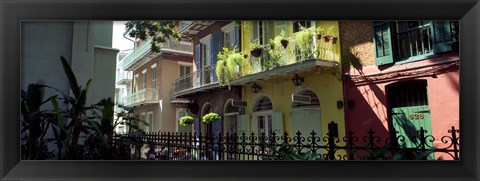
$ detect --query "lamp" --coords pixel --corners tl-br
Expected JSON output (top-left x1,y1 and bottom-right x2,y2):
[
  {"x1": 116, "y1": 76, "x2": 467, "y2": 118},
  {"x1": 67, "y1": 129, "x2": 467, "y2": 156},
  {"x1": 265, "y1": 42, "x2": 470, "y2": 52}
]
[
  {"x1": 251, "y1": 83, "x2": 262, "y2": 93},
  {"x1": 292, "y1": 73, "x2": 304, "y2": 86}
]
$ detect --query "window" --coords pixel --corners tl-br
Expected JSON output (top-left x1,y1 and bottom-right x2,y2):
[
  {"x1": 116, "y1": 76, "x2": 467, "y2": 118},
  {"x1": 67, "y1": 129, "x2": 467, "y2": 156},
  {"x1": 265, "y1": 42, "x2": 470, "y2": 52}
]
[
  {"x1": 199, "y1": 35, "x2": 212, "y2": 67},
  {"x1": 252, "y1": 96, "x2": 274, "y2": 137},
  {"x1": 387, "y1": 81, "x2": 429, "y2": 108},
  {"x1": 151, "y1": 64, "x2": 157, "y2": 89},
  {"x1": 252, "y1": 21, "x2": 268, "y2": 45},
  {"x1": 141, "y1": 70, "x2": 147, "y2": 90},
  {"x1": 221, "y1": 22, "x2": 239, "y2": 50},
  {"x1": 293, "y1": 20, "x2": 311, "y2": 33},
  {"x1": 373, "y1": 21, "x2": 458, "y2": 65},
  {"x1": 199, "y1": 35, "x2": 212, "y2": 85},
  {"x1": 134, "y1": 74, "x2": 139, "y2": 93},
  {"x1": 146, "y1": 112, "x2": 153, "y2": 132}
]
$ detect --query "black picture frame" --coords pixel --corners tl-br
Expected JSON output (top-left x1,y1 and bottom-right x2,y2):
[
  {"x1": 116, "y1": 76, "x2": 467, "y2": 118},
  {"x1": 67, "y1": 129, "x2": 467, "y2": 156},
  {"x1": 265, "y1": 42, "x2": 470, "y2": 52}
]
[{"x1": 1, "y1": 0, "x2": 479, "y2": 180}]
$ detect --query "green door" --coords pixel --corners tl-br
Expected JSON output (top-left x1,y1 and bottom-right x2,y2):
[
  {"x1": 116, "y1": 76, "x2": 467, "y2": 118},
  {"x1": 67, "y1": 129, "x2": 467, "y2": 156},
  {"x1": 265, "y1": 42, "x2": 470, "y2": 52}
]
[{"x1": 388, "y1": 81, "x2": 434, "y2": 160}]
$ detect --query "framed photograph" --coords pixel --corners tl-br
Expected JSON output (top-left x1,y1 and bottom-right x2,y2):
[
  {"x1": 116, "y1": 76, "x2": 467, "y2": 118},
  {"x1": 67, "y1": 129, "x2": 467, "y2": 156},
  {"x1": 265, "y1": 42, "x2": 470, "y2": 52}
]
[{"x1": 1, "y1": 0, "x2": 479, "y2": 180}]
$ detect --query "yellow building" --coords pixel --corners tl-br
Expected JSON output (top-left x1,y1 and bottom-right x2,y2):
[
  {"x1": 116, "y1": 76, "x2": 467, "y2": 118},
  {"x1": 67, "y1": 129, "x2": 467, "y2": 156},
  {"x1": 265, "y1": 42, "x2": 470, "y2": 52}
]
[{"x1": 227, "y1": 21, "x2": 345, "y2": 142}]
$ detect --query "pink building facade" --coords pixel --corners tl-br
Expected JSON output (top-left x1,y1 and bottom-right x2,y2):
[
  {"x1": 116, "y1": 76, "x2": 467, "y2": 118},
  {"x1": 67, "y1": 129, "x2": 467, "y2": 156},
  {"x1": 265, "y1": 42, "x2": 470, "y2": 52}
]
[{"x1": 340, "y1": 21, "x2": 459, "y2": 160}]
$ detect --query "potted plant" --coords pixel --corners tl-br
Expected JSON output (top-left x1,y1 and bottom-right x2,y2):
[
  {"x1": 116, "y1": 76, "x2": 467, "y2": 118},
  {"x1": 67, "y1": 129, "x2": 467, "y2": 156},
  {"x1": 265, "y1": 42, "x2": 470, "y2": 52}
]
[
  {"x1": 202, "y1": 112, "x2": 220, "y2": 124},
  {"x1": 332, "y1": 33, "x2": 338, "y2": 44},
  {"x1": 269, "y1": 39, "x2": 275, "y2": 50},
  {"x1": 250, "y1": 41, "x2": 263, "y2": 57},
  {"x1": 276, "y1": 30, "x2": 289, "y2": 48},
  {"x1": 315, "y1": 26, "x2": 325, "y2": 40},
  {"x1": 294, "y1": 26, "x2": 315, "y2": 60},
  {"x1": 317, "y1": 25, "x2": 335, "y2": 43},
  {"x1": 179, "y1": 115, "x2": 194, "y2": 126}
]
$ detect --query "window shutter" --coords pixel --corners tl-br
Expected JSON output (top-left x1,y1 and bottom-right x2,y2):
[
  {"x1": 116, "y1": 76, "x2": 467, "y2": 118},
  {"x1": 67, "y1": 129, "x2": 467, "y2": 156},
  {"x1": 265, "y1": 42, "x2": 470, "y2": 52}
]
[
  {"x1": 373, "y1": 21, "x2": 394, "y2": 65},
  {"x1": 237, "y1": 115, "x2": 250, "y2": 137},
  {"x1": 213, "y1": 116, "x2": 222, "y2": 135},
  {"x1": 432, "y1": 21, "x2": 454, "y2": 53},
  {"x1": 195, "y1": 44, "x2": 201, "y2": 87},
  {"x1": 251, "y1": 115, "x2": 259, "y2": 137},
  {"x1": 272, "y1": 112, "x2": 284, "y2": 135},
  {"x1": 211, "y1": 32, "x2": 222, "y2": 82},
  {"x1": 234, "y1": 22, "x2": 241, "y2": 50}
]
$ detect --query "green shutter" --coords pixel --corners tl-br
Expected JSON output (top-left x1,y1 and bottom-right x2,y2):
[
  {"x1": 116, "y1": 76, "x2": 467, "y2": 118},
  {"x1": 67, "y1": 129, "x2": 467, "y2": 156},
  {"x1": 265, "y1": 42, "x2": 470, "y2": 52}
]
[
  {"x1": 251, "y1": 115, "x2": 259, "y2": 136},
  {"x1": 432, "y1": 21, "x2": 454, "y2": 53},
  {"x1": 237, "y1": 115, "x2": 250, "y2": 136},
  {"x1": 373, "y1": 21, "x2": 394, "y2": 65},
  {"x1": 272, "y1": 112, "x2": 284, "y2": 135}
]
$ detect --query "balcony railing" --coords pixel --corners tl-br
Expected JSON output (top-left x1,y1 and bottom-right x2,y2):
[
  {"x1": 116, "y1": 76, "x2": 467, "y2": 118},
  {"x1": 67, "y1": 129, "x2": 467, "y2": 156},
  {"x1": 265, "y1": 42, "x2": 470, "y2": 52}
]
[
  {"x1": 116, "y1": 71, "x2": 132, "y2": 85},
  {"x1": 396, "y1": 23, "x2": 434, "y2": 61},
  {"x1": 122, "y1": 88, "x2": 157, "y2": 106},
  {"x1": 171, "y1": 65, "x2": 216, "y2": 97},
  {"x1": 121, "y1": 39, "x2": 153, "y2": 70}
]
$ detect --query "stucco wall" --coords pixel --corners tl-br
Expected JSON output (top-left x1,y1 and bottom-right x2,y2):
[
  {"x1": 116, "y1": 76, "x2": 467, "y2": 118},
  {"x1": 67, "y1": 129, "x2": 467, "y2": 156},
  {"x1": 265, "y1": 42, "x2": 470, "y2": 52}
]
[
  {"x1": 21, "y1": 21, "x2": 74, "y2": 109},
  {"x1": 242, "y1": 70, "x2": 345, "y2": 139},
  {"x1": 340, "y1": 21, "x2": 460, "y2": 159}
]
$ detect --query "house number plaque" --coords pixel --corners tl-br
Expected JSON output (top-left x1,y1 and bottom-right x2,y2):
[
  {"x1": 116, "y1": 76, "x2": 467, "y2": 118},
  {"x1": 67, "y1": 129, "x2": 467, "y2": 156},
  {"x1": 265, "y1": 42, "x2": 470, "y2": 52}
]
[{"x1": 409, "y1": 113, "x2": 424, "y2": 120}]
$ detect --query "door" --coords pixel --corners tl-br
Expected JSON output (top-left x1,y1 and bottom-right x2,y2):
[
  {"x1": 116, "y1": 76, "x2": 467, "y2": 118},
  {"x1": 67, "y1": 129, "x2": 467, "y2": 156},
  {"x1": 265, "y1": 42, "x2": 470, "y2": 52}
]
[
  {"x1": 290, "y1": 109, "x2": 321, "y2": 152},
  {"x1": 388, "y1": 80, "x2": 434, "y2": 160}
]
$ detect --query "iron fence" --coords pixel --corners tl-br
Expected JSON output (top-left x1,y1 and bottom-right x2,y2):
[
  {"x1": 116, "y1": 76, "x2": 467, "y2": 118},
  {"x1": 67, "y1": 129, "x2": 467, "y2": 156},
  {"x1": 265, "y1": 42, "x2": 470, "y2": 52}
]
[{"x1": 114, "y1": 123, "x2": 460, "y2": 161}]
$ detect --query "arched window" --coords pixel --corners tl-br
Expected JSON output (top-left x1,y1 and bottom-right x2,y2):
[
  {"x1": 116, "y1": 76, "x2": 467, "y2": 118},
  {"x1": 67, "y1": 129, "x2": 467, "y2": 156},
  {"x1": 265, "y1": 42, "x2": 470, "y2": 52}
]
[
  {"x1": 252, "y1": 95, "x2": 273, "y2": 137},
  {"x1": 253, "y1": 96, "x2": 273, "y2": 112},
  {"x1": 291, "y1": 89, "x2": 320, "y2": 109}
]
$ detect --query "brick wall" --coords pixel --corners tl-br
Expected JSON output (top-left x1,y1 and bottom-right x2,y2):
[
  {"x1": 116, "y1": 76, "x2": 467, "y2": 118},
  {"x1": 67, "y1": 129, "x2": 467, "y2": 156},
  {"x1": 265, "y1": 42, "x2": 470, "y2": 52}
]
[{"x1": 339, "y1": 21, "x2": 375, "y2": 72}]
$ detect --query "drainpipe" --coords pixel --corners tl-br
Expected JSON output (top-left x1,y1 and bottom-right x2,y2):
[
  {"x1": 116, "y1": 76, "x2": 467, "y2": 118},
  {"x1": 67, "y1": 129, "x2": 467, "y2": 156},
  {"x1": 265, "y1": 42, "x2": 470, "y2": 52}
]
[{"x1": 123, "y1": 25, "x2": 135, "y2": 45}]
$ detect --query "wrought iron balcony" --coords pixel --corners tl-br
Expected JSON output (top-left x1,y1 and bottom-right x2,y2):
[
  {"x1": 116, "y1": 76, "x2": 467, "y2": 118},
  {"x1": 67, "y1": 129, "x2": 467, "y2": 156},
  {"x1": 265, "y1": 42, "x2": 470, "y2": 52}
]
[
  {"x1": 171, "y1": 65, "x2": 217, "y2": 98},
  {"x1": 122, "y1": 88, "x2": 157, "y2": 106},
  {"x1": 115, "y1": 71, "x2": 132, "y2": 85}
]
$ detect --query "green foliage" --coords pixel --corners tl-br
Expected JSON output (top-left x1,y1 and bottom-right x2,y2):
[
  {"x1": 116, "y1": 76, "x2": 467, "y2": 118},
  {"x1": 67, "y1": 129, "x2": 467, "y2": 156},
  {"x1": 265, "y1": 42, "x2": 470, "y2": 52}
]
[
  {"x1": 216, "y1": 47, "x2": 244, "y2": 88},
  {"x1": 125, "y1": 21, "x2": 182, "y2": 53},
  {"x1": 250, "y1": 41, "x2": 263, "y2": 50},
  {"x1": 261, "y1": 143, "x2": 322, "y2": 160},
  {"x1": 294, "y1": 26, "x2": 315, "y2": 60},
  {"x1": 316, "y1": 25, "x2": 335, "y2": 37},
  {"x1": 202, "y1": 112, "x2": 220, "y2": 124},
  {"x1": 21, "y1": 56, "x2": 146, "y2": 160},
  {"x1": 179, "y1": 116, "x2": 194, "y2": 126}
]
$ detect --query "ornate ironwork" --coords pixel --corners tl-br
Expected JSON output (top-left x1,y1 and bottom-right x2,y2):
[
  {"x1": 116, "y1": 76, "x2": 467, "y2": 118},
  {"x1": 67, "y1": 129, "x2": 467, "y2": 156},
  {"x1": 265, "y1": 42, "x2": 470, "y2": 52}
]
[{"x1": 114, "y1": 124, "x2": 460, "y2": 161}]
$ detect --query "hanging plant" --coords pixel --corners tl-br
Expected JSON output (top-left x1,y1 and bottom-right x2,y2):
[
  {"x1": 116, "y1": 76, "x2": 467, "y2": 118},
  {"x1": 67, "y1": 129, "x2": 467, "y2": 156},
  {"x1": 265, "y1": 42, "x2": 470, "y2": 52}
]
[
  {"x1": 202, "y1": 113, "x2": 220, "y2": 124},
  {"x1": 250, "y1": 41, "x2": 263, "y2": 57},
  {"x1": 216, "y1": 47, "x2": 244, "y2": 88},
  {"x1": 323, "y1": 35, "x2": 331, "y2": 42},
  {"x1": 281, "y1": 39, "x2": 289, "y2": 48},
  {"x1": 179, "y1": 116, "x2": 194, "y2": 126},
  {"x1": 332, "y1": 37, "x2": 338, "y2": 44}
]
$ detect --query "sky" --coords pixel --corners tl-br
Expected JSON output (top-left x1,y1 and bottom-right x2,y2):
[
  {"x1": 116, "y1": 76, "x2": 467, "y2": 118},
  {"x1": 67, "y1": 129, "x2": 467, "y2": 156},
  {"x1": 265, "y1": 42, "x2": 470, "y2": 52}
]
[{"x1": 112, "y1": 21, "x2": 134, "y2": 51}]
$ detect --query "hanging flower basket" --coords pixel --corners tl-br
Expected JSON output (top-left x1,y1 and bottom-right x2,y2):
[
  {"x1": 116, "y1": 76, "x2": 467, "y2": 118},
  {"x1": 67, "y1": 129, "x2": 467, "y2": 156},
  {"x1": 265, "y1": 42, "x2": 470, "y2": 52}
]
[
  {"x1": 281, "y1": 39, "x2": 289, "y2": 48},
  {"x1": 179, "y1": 116, "x2": 194, "y2": 126},
  {"x1": 332, "y1": 37, "x2": 338, "y2": 44},
  {"x1": 323, "y1": 35, "x2": 331, "y2": 42},
  {"x1": 250, "y1": 48, "x2": 262, "y2": 57},
  {"x1": 202, "y1": 112, "x2": 220, "y2": 124}
]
